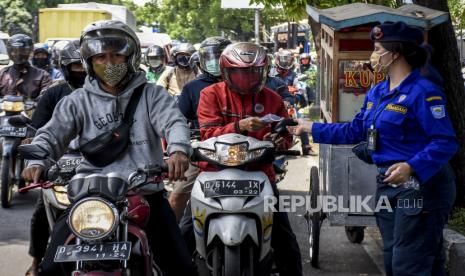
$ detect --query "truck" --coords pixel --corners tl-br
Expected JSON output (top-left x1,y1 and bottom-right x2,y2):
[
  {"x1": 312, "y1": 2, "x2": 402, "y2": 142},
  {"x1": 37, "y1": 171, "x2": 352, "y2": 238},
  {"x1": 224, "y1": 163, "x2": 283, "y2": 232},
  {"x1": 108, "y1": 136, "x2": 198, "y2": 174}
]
[
  {"x1": 39, "y1": 3, "x2": 136, "y2": 43},
  {"x1": 38, "y1": 8, "x2": 111, "y2": 43},
  {"x1": 58, "y1": 2, "x2": 136, "y2": 31},
  {"x1": 0, "y1": 32, "x2": 10, "y2": 68}
]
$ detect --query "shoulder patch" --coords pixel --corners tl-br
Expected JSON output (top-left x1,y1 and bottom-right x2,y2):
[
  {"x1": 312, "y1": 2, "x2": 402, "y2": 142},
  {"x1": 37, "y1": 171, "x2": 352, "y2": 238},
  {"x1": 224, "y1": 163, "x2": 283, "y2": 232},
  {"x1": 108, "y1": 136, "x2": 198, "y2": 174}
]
[
  {"x1": 430, "y1": 105, "x2": 445, "y2": 119},
  {"x1": 426, "y1": 96, "x2": 443, "y2": 102},
  {"x1": 366, "y1": 102, "x2": 373, "y2": 110},
  {"x1": 385, "y1": 104, "x2": 407, "y2": 114}
]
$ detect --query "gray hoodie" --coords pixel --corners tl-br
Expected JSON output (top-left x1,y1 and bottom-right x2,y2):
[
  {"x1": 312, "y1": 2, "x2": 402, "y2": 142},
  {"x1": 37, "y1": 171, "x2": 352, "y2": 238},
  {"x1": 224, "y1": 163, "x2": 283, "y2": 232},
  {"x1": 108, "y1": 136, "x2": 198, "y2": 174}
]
[{"x1": 28, "y1": 72, "x2": 191, "y2": 179}]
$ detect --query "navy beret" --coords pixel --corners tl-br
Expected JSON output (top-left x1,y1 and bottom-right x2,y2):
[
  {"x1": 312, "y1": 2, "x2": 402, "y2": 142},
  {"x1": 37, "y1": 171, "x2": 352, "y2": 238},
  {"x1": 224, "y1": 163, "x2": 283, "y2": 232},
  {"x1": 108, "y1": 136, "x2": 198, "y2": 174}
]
[{"x1": 370, "y1": 22, "x2": 424, "y2": 45}]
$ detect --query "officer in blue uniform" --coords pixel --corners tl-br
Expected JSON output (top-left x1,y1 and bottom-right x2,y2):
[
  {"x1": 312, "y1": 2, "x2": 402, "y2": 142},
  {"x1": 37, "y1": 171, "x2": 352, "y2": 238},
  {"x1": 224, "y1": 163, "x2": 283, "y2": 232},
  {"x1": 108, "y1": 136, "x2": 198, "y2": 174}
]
[{"x1": 292, "y1": 22, "x2": 458, "y2": 276}]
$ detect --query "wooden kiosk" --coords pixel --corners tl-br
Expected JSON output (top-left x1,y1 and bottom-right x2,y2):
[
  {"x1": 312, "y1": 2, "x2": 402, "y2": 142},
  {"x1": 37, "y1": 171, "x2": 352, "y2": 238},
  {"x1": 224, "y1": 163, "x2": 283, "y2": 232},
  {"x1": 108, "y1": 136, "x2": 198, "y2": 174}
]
[{"x1": 304, "y1": 3, "x2": 448, "y2": 268}]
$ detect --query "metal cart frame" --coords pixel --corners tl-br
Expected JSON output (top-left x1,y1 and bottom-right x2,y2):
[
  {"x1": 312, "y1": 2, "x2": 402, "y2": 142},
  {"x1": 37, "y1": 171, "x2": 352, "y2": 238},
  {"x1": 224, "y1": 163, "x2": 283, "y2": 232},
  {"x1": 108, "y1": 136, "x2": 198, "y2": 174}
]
[{"x1": 303, "y1": 3, "x2": 448, "y2": 268}]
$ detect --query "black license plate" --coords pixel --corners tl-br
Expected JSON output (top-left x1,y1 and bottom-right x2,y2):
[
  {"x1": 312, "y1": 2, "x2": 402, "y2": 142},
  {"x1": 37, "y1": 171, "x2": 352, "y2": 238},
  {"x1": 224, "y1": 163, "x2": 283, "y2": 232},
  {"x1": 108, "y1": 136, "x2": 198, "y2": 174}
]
[
  {"x1": 54, "y1": 242, "x2": 131, "y2": 262},
  {"x1": 0, "y1": 118, "x2": 26, "y2": 137},
  {"x1": 203, "y1": 179, "x2": 261, "y2": 198}
]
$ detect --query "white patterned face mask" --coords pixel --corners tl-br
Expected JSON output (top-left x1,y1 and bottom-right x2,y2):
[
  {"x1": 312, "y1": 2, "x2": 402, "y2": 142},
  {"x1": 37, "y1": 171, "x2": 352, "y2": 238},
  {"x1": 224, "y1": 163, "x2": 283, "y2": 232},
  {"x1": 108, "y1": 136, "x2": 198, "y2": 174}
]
[{"x1": 93, "y1": 63, "x2": 128, "y2": 86}]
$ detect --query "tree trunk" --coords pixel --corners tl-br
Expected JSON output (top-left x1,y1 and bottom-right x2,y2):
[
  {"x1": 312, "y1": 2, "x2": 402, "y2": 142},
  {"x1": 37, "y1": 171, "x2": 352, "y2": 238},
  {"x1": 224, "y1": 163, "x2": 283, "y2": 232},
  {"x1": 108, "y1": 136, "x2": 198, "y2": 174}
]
[{"x1": 414, "y1": 0, "x2": 465, "y2": 206}]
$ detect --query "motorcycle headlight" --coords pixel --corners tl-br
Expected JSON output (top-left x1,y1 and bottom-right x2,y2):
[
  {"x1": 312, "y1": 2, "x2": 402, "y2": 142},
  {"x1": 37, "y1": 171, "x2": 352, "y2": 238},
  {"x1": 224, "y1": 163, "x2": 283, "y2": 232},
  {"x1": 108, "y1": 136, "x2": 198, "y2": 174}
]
[
  {"x1": 69, "y1": 198, "x2": 118, "y2": 241},
  {"x1": 198, "y1": 142, "x2": 266, "y2": 166},
  {"x1": 52, "y1": 186, "x2": 70, "y2": 206},
  {"x1": 2, "y1": 101, "x2": 24, "y2": 112}
]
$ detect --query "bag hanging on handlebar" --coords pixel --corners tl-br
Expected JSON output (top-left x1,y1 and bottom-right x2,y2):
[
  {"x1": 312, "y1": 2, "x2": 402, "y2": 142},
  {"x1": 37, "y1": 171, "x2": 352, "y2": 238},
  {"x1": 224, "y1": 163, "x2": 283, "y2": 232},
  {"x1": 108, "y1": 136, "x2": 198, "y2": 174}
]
[{"x1": 80, "y1": 84, "x2": 145, "y2": 167}]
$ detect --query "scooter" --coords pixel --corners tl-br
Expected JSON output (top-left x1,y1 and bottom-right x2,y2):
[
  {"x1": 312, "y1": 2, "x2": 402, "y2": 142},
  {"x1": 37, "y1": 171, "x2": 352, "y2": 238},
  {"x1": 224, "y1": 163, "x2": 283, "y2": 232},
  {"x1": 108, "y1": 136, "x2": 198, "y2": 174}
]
[
  {"x1": 189, "y1": 119, "x2": 297, "y2": 276},
  {"x1": 18, "y1": 143, "x2": 167, "y2": 276},
  {"x1": 0, "y1": 96, "x2": 35, "y2": 208}
]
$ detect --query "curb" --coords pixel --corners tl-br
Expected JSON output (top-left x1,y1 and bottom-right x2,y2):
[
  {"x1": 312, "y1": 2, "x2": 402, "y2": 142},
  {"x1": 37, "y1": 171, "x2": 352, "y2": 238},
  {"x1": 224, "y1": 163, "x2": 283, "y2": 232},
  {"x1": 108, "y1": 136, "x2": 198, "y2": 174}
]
[{"x1": 443, "y1": 228, "x2": 465, "y2": 275}]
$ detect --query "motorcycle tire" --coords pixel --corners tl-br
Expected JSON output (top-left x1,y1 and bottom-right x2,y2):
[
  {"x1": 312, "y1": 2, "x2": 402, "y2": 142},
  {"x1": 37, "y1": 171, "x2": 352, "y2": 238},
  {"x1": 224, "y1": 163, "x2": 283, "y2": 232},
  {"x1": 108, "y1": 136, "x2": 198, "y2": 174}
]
[
  {"x1": 345, "y1": 226, "x2": 365, "y2": 244},
  {"x1": 1, "y1": 156, "x2": 13, "y2": 208},
  {"x1": 308, "y1": 166, "x2": 321, "y2": 268},
  {"x1": 224, "y1": 245, "x2": 241, "y2": 276}
]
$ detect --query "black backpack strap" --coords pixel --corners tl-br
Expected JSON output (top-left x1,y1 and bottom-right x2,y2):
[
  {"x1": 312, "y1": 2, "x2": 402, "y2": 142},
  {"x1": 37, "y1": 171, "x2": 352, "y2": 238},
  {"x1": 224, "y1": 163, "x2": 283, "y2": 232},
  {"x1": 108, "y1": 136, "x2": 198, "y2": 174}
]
[{"x1": 123, "y1": 83, "x2": 146, "y2": 125}]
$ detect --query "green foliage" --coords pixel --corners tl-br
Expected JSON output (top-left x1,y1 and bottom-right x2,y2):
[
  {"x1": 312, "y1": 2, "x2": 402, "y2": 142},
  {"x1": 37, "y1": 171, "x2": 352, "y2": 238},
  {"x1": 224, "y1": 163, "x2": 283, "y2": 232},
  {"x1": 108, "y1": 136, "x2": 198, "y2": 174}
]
[
  {"x1": 0, "y1": 0, "x2": 33, "y2": 35},
  {"x1": 133, "y1": 1, "x2": 161, "y2": 27},
  {"x1": 142, "y1": 0, "x2": 286, "y2": 43},
  {"x1": 448, "y1": 0, "x2": 465, "y2": 30},
  {"x1": 449, "y1": 207, "x2": 465, "y2": 236},
  {"x1": 251, "y1": 0, "x2": 400, "y2": 20}
]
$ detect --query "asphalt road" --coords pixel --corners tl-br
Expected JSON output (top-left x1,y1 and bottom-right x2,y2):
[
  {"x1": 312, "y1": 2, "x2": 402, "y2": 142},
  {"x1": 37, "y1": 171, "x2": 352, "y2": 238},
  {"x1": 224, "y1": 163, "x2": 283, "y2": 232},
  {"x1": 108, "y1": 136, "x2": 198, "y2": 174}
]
[{"x1": 0, "y1": 145, "x2": 385, "y2": 276}]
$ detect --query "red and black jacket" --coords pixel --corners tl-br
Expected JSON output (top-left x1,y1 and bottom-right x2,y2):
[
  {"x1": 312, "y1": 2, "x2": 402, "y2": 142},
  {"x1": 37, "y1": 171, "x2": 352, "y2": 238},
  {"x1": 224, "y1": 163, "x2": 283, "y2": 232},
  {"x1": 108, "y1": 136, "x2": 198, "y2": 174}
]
[{"x1": 197, "y1": 81, "x2": 292, "y2": 182}]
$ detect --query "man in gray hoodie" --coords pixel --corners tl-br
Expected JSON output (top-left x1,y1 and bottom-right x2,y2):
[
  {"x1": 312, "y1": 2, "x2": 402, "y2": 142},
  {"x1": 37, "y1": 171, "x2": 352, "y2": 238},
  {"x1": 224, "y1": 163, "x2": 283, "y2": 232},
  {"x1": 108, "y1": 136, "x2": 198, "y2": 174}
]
[{"x1": 22, "y1": 20, "x2": 196, "y2": 276}]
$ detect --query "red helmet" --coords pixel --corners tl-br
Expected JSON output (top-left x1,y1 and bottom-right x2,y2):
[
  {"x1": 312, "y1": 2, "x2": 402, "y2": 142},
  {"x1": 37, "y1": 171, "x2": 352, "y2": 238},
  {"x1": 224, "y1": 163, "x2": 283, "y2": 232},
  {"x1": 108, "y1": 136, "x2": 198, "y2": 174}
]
[{"x1": 220, "y1": 42, "x2": 268, "y2": 95}]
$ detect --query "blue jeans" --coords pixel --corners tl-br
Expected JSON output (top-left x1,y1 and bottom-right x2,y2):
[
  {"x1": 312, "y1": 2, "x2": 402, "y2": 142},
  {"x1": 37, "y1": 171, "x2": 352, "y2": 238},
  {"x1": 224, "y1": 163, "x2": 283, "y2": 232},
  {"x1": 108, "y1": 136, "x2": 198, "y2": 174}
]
[{"x1": 375, "y1": 164, "x2": 455, "y2": 276}]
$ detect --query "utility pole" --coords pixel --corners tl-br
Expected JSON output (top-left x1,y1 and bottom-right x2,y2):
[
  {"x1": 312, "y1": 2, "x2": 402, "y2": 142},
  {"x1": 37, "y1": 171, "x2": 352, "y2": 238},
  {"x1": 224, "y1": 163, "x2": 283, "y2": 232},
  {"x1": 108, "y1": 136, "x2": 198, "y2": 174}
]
[{"x1": 255, "y1": 9, "x2": 260, "y2": 45}]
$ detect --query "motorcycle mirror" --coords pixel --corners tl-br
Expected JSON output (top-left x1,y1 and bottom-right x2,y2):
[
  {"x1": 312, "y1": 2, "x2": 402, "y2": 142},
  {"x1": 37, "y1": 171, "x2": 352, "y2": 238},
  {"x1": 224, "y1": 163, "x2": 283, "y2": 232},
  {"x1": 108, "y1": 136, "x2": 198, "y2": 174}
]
[
  {"x1": 18, "y1": 144, "x2": 49, "y2": 160},
  {"x1": 8, "y1": 115, "x2": 31, "y2": 128}
]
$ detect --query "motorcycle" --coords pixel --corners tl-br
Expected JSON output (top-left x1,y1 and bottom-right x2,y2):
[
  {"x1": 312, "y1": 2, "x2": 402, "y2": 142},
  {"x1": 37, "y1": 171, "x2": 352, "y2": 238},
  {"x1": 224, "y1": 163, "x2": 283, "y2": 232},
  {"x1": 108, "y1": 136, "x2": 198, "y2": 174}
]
[
  {"x1": 18, "y1": 143, "x2": 168, "y2": 276},
  {"x1": 189, "y1": 119, "x2": 297, "y2": 276},
  {"x1": 12, "y1": 115, "x2": 80, "y2": 228},
  {"x1": 0, "y1": 95, "x2": 35, "y2": 208}
]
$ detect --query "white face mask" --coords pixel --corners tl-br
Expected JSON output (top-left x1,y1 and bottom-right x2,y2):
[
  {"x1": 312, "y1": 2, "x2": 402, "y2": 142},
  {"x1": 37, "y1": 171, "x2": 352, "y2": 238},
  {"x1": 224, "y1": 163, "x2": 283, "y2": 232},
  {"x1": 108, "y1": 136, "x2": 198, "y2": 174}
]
[
  {"x1": 370, "y1": 51, "x2": 394, "y2": 73},
  {"x1": 205, "y1": 59, "x2": 221, "y2": 76}
]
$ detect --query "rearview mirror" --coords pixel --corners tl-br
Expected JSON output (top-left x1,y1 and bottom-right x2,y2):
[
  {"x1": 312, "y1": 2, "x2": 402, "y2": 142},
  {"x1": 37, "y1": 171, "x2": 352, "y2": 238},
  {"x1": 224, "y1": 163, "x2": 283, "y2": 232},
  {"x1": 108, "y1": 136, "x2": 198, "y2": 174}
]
[
  {"x1": 18, "y1": 144, "x2": 48, "y2": 160},
  {"x1": 8, "y1": 115, "x2": 31, "y2": 128}
]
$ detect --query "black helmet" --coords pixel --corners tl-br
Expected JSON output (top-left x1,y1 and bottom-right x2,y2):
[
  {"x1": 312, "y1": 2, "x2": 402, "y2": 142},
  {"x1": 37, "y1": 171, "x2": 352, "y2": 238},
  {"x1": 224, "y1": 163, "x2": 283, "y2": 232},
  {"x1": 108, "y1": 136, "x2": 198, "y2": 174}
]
[
  {"x1": 170, "y1": 43, "x2": 195, "y2": 68},
  {"x1": 145, "y1": 45, "x2": 165, "y2": 69},
  {"x1": 60, "y1": 40, "x2": 82, "y2": 82},
  {"x1": 80, "y1": 20, "x2": 141, "y2": 77},
  {"x1": 32, "y1": 45, "x2": 51, "y2": 69},
  {"x1": 33, "y1": 45, "x2": 51, "y2": 57},
  {"x1": 7, "y1": 34, "x2": 33, "y2": 65},
  {"x1": 189, "y1": 51, "x2": 200, "y2": 71},
  {"x1": 199, "y1": 37, "x2": 231, "y2": 77}
]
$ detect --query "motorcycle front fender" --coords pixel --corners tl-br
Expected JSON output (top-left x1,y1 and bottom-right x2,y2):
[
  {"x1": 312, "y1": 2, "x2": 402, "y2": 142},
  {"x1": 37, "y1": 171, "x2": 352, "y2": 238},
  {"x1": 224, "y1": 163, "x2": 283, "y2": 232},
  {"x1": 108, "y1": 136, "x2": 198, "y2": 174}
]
[{"x1": 207, "y1": 214, "x2": 258, "y2": 247}]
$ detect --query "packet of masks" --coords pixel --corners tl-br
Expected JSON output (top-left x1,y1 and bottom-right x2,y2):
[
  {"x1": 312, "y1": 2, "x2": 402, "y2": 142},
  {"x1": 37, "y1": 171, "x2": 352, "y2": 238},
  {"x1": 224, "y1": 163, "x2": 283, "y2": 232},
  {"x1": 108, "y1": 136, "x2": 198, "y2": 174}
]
[{"x1": 260, "y1": 114, "x2": 283, "y2": 123}]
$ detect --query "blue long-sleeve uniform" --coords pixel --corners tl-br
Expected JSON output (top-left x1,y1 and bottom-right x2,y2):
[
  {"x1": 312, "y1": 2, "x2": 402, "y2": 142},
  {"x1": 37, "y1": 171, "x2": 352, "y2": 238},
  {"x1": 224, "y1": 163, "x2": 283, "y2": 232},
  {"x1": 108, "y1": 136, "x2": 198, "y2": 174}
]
[{"x1": 312, "y1": 69, "x2": 457, "y2": 184}]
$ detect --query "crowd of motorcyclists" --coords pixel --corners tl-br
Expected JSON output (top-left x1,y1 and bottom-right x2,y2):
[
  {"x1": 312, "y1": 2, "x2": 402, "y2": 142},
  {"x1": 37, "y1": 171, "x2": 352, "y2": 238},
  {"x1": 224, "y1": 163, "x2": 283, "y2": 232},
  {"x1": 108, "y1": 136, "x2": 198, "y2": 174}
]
[
  {"x1": 0, "y1": 19, "x2": 318, "y2": 276},
  {"x1": 0, "y1": 17, "x2": 454, "y2": 276}
]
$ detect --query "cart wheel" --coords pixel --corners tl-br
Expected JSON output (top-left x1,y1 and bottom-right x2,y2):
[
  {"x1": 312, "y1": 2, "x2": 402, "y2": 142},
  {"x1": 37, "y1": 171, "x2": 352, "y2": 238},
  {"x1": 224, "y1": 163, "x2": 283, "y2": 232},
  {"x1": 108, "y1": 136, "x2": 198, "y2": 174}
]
[
  {"x1": 308, "y1": 166, "x2": 320, "y2": 268},
  {"x1": 345, "y1": 226, "x2": 365, "y2": 244}
]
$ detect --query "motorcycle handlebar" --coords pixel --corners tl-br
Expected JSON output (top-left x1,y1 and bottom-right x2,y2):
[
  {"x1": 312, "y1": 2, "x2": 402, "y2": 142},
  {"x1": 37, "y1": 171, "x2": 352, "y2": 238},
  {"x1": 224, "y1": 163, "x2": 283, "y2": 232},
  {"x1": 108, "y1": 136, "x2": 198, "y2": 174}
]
[{"x1": 18, "y1": 181, "x2": 54, "y2": 193}]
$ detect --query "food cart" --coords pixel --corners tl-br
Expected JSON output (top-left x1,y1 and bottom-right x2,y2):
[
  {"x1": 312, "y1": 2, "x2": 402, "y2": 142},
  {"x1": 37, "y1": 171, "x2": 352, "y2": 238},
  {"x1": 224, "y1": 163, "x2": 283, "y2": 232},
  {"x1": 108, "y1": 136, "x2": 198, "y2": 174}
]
[{"x1": 304, "y1": 3, "x2": 448, "y2": 267}]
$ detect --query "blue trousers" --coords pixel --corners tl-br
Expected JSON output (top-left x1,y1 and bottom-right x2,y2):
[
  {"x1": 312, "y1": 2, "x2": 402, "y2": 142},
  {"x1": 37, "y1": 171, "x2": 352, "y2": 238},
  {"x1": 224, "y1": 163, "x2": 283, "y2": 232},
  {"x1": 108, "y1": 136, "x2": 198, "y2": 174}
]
[{"x1": 375, "y1": 164, "x2": 455, "y2": 276}]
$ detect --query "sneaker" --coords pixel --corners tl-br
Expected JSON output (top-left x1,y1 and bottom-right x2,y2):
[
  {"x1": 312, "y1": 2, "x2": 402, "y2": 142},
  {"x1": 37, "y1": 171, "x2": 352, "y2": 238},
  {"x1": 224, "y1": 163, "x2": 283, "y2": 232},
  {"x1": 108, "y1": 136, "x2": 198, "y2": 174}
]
[{"x1": 25, "y1": 266, "x2": 38, "y2": 276}]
